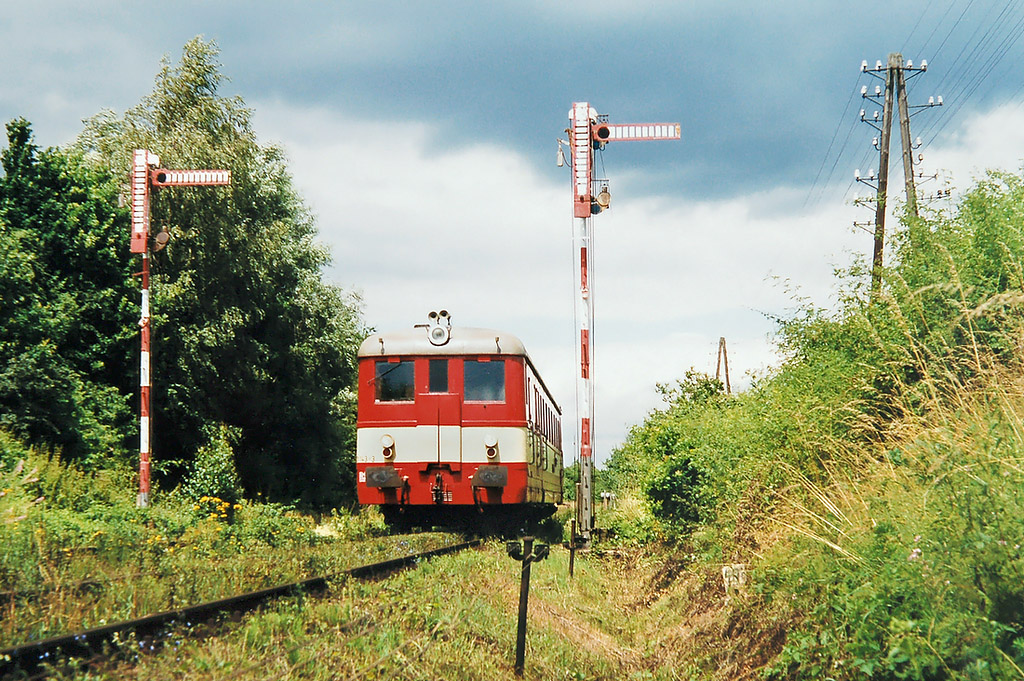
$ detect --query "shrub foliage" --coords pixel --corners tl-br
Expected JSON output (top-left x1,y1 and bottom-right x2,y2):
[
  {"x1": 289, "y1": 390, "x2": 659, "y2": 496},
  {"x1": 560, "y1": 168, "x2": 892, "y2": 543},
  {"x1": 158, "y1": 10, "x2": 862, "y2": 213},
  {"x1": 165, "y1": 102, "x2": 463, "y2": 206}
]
[
  {"x1": 608, "y1": 175, "x2": 1024, "y2": 676},
  {"x1": 0, "y1": 39, "x2": 364, "y2": 507}
]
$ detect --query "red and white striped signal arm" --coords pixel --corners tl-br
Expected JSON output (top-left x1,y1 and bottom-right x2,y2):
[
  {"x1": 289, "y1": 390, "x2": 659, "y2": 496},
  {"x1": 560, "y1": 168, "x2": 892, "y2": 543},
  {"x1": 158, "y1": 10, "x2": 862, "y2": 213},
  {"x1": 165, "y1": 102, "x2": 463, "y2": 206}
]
[
  {"x1": 150, "y1": 169, "x2": 231, "y2": 187},
  {"x1": 592, "y1": 123, "x2": 681, "y2": 142}
]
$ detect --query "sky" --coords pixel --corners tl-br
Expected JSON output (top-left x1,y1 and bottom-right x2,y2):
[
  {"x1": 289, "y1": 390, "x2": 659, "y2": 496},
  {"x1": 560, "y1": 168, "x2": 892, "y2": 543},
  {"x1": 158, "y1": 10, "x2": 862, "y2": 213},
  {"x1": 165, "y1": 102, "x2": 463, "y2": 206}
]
[{"x1": 3, "y1": 1, "x2": 1024, "y2": 465}]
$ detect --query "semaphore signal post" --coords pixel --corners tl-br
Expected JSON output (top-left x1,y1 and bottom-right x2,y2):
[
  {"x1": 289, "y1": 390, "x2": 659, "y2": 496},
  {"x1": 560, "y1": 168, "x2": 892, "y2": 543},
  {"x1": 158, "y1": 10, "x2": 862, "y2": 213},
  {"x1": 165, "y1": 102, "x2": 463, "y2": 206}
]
[
  {"x1": 131, "y1": 150, "x2": 230, "y2": 507},
  {"x1": 563, "y1": 103, "x2": 679, "y2": 541}
]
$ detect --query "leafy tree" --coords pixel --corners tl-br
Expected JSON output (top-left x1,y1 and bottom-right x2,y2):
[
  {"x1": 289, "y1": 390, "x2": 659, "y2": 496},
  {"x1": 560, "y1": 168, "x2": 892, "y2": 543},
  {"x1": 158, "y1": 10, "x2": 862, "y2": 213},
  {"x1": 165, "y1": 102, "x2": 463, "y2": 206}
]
[
  {"x1": 0, "y1": 119, "x2": 134, "y2": 466},
  {"x1": 76, "y1": 38, "x2": 365, "y2": 506}
]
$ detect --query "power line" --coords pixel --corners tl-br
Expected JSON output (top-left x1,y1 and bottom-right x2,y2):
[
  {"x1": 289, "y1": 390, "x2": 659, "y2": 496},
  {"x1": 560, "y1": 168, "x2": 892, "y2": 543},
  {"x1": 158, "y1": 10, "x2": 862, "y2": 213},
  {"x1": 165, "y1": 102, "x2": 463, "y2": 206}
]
[
  {"x1": 804, "y1": 74, "x2": 861, "y2": 210},
  {"x1": 925, "y1": 13, "x2": 1024, "y2": 146},
  {"x1": 900, "y1": 3, "x2": 932, "y2": 53},
  {"x1": 929, "y1": 0, "x2": 977, "y2": 66},
  {"x1": 921, "y1": 6, "x2": 1024, "y2": 145},
  {"x1": 912, "y1": 0, "x2": 960, "y2": 57}
]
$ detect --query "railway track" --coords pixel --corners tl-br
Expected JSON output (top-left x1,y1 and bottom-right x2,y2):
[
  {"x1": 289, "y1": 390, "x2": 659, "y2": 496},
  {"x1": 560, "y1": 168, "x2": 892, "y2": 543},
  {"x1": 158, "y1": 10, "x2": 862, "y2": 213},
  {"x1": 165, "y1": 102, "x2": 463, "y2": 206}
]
[{"x1": 0, "y1": 539, "x2": 481, "y2": 679}]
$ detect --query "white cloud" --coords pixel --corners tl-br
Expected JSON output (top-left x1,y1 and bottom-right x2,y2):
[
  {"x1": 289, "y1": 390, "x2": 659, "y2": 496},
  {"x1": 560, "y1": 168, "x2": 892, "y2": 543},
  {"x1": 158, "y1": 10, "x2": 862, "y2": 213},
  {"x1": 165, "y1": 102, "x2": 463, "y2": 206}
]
[
  {"x1": 924, "y1": 103, "x2": 1024, "y2": 194},
  {"x1": 253, "y1": 100, "x2": 868, "y2": 464},
  {"x1": 253, "y1": 100, "x2": 1024, "y2": 465}
]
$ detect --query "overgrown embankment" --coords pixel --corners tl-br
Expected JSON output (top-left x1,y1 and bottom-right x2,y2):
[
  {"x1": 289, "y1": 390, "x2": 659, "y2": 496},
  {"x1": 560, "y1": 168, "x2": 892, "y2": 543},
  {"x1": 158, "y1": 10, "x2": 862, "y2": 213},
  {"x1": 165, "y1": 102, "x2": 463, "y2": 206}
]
[
  {"x1": 0, "y1": 435, "x2": 456, "y2": 654},
  {"x1": 601, "y1": 173, "x2": 1024, "y2": 678}
]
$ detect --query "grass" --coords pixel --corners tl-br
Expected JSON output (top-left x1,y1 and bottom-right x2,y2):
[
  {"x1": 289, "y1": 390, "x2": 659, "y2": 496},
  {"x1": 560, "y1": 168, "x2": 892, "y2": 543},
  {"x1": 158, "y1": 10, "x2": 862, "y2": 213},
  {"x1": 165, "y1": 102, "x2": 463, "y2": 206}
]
[
  {"x1": 80, "y1": 543, "x2": 679, "y2": 680},
  {"x1": 0, "y1": 447, "x2": 459, "y2": 650},
  {"x1": 36, "y1": 538, "x2": 799, "y2": 681}
]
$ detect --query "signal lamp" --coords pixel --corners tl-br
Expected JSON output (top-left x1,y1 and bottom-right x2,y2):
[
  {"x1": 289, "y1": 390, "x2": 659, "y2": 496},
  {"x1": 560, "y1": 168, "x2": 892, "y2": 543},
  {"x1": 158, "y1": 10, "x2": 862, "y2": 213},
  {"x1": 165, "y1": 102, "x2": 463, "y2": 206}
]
[{"x1": 153, "y1": 226, "x2": 171, "y2": 252}]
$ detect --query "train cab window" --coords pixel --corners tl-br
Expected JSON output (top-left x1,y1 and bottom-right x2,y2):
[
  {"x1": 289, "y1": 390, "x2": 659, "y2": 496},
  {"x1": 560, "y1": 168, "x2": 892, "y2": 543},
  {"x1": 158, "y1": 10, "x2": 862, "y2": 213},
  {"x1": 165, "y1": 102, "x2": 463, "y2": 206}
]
[
  {"x1": 464, "y1": 359, "x2": 505, "y2": 402},
  {"x1": 428, "y1": 359, "x2": 448, "y2": 393},
  {"x1": 375, "y1": 360, "x2": 415, "y2": 401}
]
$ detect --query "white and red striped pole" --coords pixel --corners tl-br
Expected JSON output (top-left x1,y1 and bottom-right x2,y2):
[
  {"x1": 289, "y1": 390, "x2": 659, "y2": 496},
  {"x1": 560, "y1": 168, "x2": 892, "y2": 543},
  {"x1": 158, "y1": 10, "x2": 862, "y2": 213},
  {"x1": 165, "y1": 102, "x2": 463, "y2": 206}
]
[
  {"x1": 139, "y1": 250, "x2": 152, "y2": 505},
  {"x1": 569, "y1": 103, "x2": 597, "y2": 538},
  {"x1": 566, "y1": 104, "x2": 680, "y2": 539},
  {"x1": 130, "y1": 150, "x2": 230, "y2": 507},
  {"x1": 132, "y1": 150, "x2": 158, "y2": 507}
]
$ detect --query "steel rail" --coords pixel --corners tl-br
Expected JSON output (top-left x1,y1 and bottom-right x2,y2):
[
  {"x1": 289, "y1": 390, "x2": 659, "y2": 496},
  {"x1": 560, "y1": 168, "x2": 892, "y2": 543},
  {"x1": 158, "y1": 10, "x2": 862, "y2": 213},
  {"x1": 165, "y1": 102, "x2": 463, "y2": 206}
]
[{"x1": 0, "y1": 539, "x2": 480, "y2": 678}]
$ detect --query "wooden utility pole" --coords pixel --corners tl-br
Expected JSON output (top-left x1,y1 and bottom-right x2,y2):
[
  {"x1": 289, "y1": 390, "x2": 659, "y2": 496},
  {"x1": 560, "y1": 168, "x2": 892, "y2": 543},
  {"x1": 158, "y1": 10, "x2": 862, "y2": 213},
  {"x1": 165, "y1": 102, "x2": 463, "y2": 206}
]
[
  {"x1": 715, "y1": 337, "x2": 731, "y2": 394},
  {"x1": 896, "y1": 65, "x2": 918, "y2": 218},
  {"x1": 856, "y1": 54, "x2": 940, "y2": 300},
  {"x1": 871, "y1": 55, "x2": 897, "y2": 298}
]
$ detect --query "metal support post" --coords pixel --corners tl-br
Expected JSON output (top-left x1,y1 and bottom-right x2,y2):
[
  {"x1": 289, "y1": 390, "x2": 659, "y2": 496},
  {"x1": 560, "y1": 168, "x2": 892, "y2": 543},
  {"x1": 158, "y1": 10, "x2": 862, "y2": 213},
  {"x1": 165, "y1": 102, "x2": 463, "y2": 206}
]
[
  {"x1": 505, "y1": 536, "x2": 549, "y2": 676},
  {"x1": 569, "y1": 518, "x2": 577, "y2": 578},
  {"x1": 563, "y1": 102, "x2": 679, "y2": 542},
  {"x1": 514, "y1": 536, "x2": 534, "y2": 677},
  {"x1": 574, "y1": 212, "x2": 595, "y2": 539}
]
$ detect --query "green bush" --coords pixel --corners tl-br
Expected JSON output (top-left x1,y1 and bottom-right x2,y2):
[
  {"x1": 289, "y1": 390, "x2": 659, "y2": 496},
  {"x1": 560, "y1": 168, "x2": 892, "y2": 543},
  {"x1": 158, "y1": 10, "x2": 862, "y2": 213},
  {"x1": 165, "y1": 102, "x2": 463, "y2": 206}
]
[
  {"x1": 599, "y1": 167, "x2": 1024, "y2": 676},
  {"x1": 764, "y1": 402, "x2": 1024, "y2": 679},
  {"x1": 182, "y1": 424, "x2": 243, "y2": 504},
  {"x1": 645, "y1": 454, "x2": 707, "y2": 528}
]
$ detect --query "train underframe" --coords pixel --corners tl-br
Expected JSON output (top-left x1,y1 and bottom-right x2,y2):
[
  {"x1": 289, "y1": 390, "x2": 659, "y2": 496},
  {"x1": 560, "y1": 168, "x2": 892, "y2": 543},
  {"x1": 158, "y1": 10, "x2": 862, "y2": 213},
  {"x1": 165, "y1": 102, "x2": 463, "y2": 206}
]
[
  {"x1": 377, "y1": 501, "x2": 557, "y2": 536},
  {"x1": 358, "y1": 459, "x2": 560, "y2": 536}
]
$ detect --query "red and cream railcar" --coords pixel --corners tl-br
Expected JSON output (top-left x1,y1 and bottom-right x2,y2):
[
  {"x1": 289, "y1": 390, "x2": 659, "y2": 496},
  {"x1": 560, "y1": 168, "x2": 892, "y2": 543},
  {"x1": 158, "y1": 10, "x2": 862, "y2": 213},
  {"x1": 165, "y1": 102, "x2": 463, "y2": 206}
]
[{"x1": 356, "y1": 314, "x2": 562, "y2": 529}]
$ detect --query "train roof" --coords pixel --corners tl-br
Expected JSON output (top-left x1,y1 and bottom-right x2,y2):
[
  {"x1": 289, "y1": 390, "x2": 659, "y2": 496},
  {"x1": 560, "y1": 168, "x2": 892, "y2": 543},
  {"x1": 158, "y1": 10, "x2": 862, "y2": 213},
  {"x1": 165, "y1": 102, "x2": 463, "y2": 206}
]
[{"x1": 358, "y1": 326, "x2": 528, "y2": 358}]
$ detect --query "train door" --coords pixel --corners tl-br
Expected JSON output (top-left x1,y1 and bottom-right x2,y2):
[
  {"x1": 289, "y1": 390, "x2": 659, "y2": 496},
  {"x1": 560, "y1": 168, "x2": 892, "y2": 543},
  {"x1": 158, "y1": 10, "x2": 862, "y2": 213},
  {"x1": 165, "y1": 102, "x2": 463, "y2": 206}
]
[{"x1": 417, "y1": 358, "x2": 461, "y2": 467}]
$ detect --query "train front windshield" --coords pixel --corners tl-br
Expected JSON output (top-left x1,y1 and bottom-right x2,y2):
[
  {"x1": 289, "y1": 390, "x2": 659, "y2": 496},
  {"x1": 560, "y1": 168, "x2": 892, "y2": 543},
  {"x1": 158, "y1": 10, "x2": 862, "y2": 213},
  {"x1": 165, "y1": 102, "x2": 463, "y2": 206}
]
[{"x1": 463, "y1": 360, "x2": 505, "y2": 401}]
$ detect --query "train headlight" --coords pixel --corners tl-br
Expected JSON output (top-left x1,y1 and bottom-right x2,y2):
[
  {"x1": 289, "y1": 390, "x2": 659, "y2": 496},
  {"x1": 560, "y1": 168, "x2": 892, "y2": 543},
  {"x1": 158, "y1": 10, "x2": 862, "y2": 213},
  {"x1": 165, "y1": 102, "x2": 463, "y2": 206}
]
[
  {"x1": 428, "y1": 325, "x2": 450, "y2": 346},
  {"x1": 381, "y1": 434, "x2": 395, "y2": 459},
  {"x1": 484, "y1": 432, "x2": 498, "y2": 459}
]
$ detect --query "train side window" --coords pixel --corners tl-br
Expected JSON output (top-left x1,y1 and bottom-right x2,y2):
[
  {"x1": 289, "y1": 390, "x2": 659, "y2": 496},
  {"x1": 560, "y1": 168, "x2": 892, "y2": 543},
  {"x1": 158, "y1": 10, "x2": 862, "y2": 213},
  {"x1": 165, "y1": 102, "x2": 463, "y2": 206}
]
[
  {"x1": 428, "y1": 359, "x2": 448, "y2": 393},
  {"x1": 464, "y1": 360, "x2": 505, "y2": 402},
  {"x1": 375, "y1": 360, "x2": 415, "y2": 401}
]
